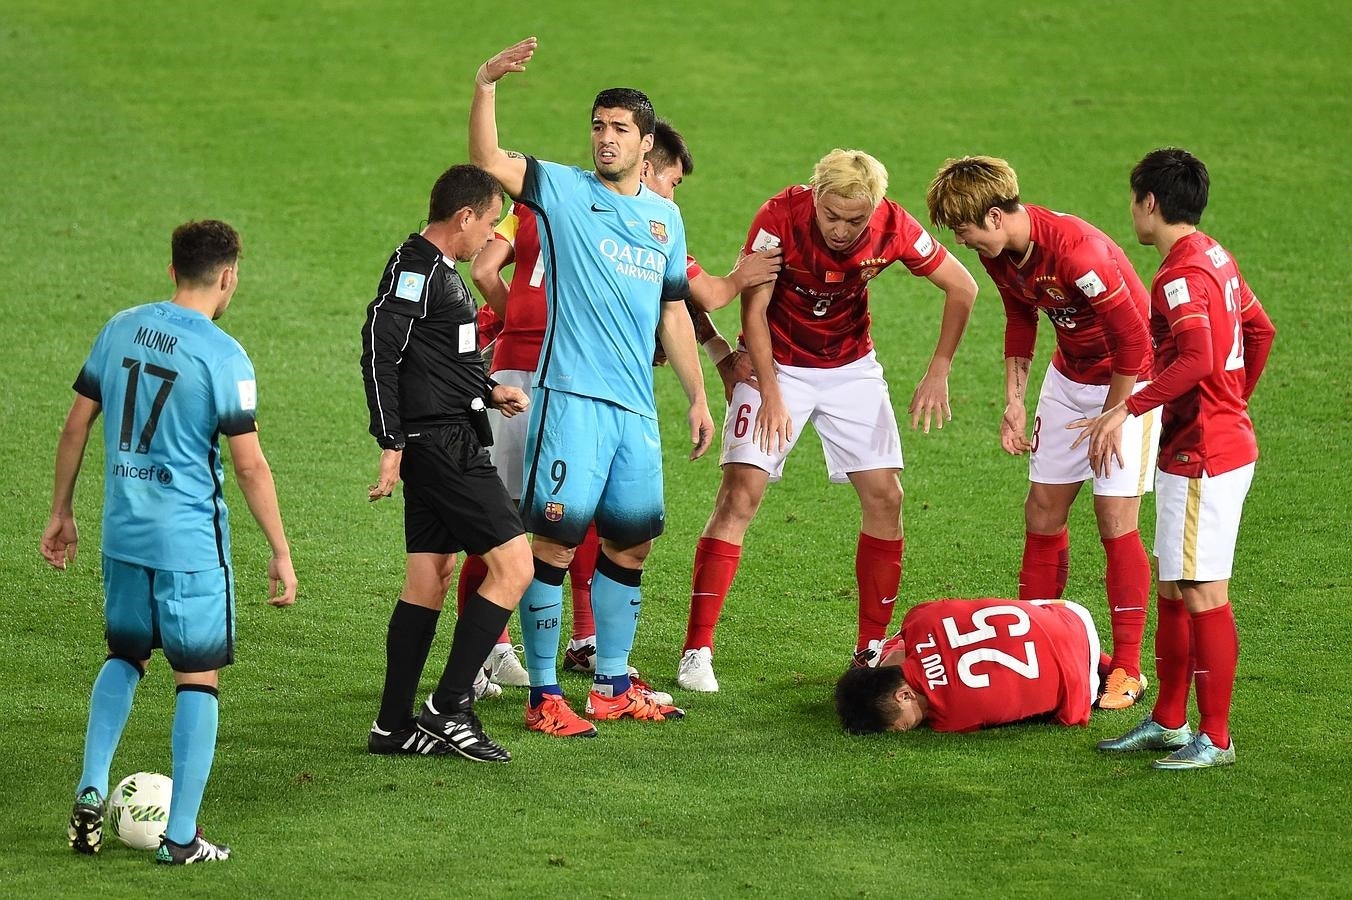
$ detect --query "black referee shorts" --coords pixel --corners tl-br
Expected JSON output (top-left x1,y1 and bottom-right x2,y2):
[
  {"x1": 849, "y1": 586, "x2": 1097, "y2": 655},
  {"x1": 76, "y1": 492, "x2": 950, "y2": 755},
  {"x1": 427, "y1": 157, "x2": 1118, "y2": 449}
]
[{"x1": 400, "y1": 424, "x2": 524, "y2": 556}]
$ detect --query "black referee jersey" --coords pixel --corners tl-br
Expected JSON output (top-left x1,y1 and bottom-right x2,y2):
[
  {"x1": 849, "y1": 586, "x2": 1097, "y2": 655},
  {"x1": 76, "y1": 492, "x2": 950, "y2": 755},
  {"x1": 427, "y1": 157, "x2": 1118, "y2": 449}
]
[{"x1": 360, "y1": 233, "x2": 494, "y2": 450}]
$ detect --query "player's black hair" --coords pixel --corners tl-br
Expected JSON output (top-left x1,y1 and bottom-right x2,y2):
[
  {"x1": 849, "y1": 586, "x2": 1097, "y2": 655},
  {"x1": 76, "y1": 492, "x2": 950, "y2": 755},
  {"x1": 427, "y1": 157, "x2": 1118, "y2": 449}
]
[
  {"x1": 646, "y1": 118, "x2": 694, "y2": 175},
  {"x1": 429, "y1": 164, "x2": 502, "y2": 224},
  {"x1": 592, "y1": 87, "x2": 656, "y2": 136},
  {"x1": 171, "y1": 220, "x2": 242, "y2": 286},
  {"x1": 834, "y1": 665, "x2": 907, "y2": 735},
  {"x1": 1130, "y1": 147, "x2": 1210, "y2": 226}
]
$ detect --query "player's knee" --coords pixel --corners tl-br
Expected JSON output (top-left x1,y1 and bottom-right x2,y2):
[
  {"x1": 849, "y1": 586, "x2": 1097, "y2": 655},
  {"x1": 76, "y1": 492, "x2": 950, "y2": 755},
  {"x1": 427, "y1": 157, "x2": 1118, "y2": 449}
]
[
  {"x1": 714, "y1": 481, "x2": 764, "y2": 528},
  {"x1": 484, "y1": 535, "x2": 534, "y2": 598},
  {"x1": 106, "y1": 652, "x2": 149, "y2": 677},
  {"x1": 602, "y1": 539, "x2": 651, "y2": 570},
  {"x1": 1024, "y1": 492, "x2": 1067, "y2": 533},
  {"x1": 1092, "y1": 496, "x2": 1141, "y2": 539}
]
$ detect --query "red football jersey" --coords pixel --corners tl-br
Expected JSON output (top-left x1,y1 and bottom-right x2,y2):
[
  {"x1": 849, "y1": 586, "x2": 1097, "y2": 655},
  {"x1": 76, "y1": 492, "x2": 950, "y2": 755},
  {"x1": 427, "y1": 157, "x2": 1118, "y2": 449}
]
[
  {"x1": 740, "y1": 185, "x2": 947, "y2": 368},
  {"x1": 477, "y1": 304, "x2": 502, "y2": 350},
  {"x1": 1126, "y1": 231, "x2": 1264, "y2": 477},
  {"x1": 983, "y1": 205, "x2": 1151, "y2": 385},
  {"x1": 490, "y1": 206, "x2": 548, "y2": 375},
  {"x1": 879, "y1": 599, "x2": 1094, "y2": 733}
]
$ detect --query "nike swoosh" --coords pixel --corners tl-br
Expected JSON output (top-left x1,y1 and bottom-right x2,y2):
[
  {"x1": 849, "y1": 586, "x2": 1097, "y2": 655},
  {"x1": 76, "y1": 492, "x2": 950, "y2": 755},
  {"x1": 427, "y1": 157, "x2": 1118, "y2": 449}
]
[
  {"x1": 590, "y1": 203, "x2": 613, "y2": 213},
  {"x1": 528, "y1": 603, "x2": 560, "y2": 613},
  {"x1": 880, "y1": 597, "x2": 896, "y2": 605},
  {"x1": 629, "y1": 600, "x2": 641, "y2": 606},
  {"x1": 1112, "y1": 606, "x2": 1145, "y2": 612}
]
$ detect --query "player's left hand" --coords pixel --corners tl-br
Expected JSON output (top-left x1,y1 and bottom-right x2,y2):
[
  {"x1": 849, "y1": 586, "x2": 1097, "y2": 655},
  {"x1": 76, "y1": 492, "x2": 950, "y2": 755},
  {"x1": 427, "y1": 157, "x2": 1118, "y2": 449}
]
[
  {"x1": 688, "y1": 401, "x2": 715, "y2": 460},
  {"x1": 267, "y1": 554, "x2": 298, "y2": 607},
  {"x1": 1069, "y1": 402, "x2": 1128, "y2": 478},
  {"x1": 490, "y1": 384, "x2": 529, "y2": 416},
  {"x1": 478, "y1": 37, "x2": 538, "y2": 86},
  {"x1": 731, "y1": 247, "x2": 783, "y2": 291},
  {"x1": 716, "y1": 349, "x2": 756, "y2": 402},
  {"x1": 40, "y1": 513, "x2": 78, "y2": 569},
  {"x1": 368, "y1": 449, "x2": 403, "y2": 502},
  {"x1": 909, "y1": 371, "x2": 952, "y2": 433}
]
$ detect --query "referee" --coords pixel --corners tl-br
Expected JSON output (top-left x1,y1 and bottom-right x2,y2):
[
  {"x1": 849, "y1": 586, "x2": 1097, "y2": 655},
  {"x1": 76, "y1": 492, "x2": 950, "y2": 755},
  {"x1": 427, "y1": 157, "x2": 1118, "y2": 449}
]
[{"x1": 360, "y1": 164, "x2": 532, "y2": 763}]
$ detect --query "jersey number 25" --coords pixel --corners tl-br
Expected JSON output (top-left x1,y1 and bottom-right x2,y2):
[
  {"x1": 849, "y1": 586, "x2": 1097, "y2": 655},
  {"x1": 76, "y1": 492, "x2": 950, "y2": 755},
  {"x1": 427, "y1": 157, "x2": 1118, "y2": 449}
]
[{"x1": 941, "y1": 605, "x2": 1040, "y2": 689}]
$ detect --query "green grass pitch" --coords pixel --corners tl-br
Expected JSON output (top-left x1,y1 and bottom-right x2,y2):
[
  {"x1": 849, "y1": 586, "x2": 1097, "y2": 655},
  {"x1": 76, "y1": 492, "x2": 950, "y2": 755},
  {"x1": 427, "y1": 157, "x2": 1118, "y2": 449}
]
[{"x1": 2, "y1": 0, "x2": 1350, "y2": 895}]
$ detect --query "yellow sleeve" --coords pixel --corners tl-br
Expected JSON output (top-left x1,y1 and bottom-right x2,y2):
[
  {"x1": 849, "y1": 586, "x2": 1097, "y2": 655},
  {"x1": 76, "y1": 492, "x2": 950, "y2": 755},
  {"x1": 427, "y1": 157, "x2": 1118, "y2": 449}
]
[{"x1": 495, "y1": 212, "x2": 519, "y2": 245}]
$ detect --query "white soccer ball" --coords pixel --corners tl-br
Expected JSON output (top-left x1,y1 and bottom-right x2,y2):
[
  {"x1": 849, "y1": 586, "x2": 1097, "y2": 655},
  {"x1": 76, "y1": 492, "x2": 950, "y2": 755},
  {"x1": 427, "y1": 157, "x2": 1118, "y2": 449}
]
[{"x1": 108, "y1": 772, "x2": 172, "y2": 850}]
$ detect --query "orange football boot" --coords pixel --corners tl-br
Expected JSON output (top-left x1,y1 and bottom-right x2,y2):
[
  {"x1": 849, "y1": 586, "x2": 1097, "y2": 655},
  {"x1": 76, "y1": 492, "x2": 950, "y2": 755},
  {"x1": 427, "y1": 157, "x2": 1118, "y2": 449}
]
[
  {"x1": 525, "y1": 693, "x2": 598, "y2": 737},
  {"x1": 585, "y1": 686, "x2": 685, "y2": 722}
]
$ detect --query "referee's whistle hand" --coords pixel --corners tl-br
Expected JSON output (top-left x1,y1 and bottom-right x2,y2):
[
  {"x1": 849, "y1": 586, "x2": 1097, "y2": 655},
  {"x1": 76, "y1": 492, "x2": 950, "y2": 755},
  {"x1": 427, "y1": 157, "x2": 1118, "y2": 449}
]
[{"x1": 490, "y1": 385, "x2": 529, "y2": 416}]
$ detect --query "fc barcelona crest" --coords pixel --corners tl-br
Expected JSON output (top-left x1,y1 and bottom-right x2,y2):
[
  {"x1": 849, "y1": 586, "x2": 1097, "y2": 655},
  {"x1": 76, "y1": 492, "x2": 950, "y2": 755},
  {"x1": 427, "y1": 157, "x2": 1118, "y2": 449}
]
[
  {"x1": 544, "y1": 501, "x2": 566, "y2": 522},
  {"x1": 649, "y1": 220, "x2": 668, "y2": 244}
]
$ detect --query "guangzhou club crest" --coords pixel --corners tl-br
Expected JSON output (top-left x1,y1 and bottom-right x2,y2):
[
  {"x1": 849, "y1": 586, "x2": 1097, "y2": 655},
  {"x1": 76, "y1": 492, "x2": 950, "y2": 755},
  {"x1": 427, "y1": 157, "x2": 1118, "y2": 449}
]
[
  {"x1": 860, "y1": 266, "x2": 880, "y2": 282},
  {"x1": 544, "y1": 501, "x2": 565, "y2": 522},
  {"x1": 649, "y1": 220, "x2": 668, "y2": 244}
]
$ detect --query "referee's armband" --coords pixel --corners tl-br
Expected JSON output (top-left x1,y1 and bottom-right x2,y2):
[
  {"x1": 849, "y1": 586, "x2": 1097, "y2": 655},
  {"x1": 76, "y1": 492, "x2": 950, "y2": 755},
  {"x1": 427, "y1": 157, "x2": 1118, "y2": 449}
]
[{"x1": 377, "y1": 434, "x2": 405, "y2": 451}]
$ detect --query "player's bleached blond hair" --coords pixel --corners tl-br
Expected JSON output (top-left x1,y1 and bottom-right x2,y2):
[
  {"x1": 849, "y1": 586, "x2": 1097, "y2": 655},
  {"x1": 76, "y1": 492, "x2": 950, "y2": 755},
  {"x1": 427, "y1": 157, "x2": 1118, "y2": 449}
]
[
  {"x1": 811, "y1": 149, "x2": 888, "y2": 209},
  {"x1": 926, "y1": 155, "x2": 1021, "y2": 229}
]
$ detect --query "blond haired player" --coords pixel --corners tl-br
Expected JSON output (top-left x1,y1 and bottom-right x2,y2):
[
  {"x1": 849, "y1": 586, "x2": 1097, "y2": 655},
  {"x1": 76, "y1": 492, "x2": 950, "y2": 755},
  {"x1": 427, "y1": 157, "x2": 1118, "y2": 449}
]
[
  {"x1": 677, "y1": 149, "x2": 979, "y2": 691},
  {"x1": 1077, "y1": 148, "x2": 1275, "y2": 769},
  {"x1": 926, "y1": 156, "x2": 1159, "y2": 709}
]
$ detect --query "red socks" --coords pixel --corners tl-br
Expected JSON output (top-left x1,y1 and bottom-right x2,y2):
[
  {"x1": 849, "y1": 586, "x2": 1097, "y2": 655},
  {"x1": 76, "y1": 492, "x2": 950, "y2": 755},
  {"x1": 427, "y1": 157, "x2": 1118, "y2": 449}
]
[
  {"x1": 856, "y1": 533, "x2": 904, "y2": 651},
  {"x1": 1019, "y1": 528, "x2": 1069, "y2": 601},
  {"x1": 1102, "y1": 531, "x2": 1150, "y2": 678},
  {"x1": 1192, "y1": 604, "x2": 1239, "y2": 749},
  {"x1": 684, "y1": 537, "x2": 742, "y2": 652},
  {"x1": 455, "y1": 554, "x2": 507, "y2": 644},
  {"x1": 1151, "y1": 595, "x2": 1193, "y2": 730},
  {"x1": 568, "y1": 524, "x2": 599, "y2": 640}
]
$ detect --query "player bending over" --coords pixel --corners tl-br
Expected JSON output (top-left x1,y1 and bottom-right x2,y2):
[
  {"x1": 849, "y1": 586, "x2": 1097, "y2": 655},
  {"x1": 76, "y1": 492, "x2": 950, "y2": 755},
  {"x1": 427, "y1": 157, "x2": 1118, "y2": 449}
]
[
  {"x1": 926, "y1": 156, "x2": 1158, "y2": 710},
  {"x1": 678, "y1": 148, "x2": 979, "y2": 692}
]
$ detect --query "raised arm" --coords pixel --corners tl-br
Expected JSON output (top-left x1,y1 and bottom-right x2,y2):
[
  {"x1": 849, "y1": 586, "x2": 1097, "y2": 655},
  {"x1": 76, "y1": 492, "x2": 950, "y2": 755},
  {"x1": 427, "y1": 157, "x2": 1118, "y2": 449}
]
[
  {"x1": 910, "y1": 253, "x2": 979, "y2": 433},
  {"x1": 40, "y1": 394, "x2": 101, "y2": 569},
  {"x1": 469, "y1": 38, "x2": 537, "y2": 198}
]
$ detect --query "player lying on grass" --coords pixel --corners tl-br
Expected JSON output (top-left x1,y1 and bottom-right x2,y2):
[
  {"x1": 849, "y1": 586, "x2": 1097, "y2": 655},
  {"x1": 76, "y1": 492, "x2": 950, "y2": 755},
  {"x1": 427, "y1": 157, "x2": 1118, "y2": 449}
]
[{"x1": 835, "y1": 598, "x2": 1100, "y2": 734}]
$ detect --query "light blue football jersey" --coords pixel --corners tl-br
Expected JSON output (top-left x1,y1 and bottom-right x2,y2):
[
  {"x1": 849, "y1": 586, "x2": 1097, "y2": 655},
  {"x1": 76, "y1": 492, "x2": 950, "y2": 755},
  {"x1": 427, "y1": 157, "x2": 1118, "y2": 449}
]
[
  {"x1": 74, "y1": 301, "x2": 258, "y2": 571},
  {"x1": 520, "y1": 158, "x2": 691, "y2": 419}
]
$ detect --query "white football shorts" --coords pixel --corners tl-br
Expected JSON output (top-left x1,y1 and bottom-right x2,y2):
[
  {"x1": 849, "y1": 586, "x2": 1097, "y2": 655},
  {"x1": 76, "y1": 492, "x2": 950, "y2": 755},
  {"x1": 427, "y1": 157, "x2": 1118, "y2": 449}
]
[
  {"x1": 1154, "y1": 462, "x2": 1255, "y2": 582},
  {"x1": 1029, "y1": 364, "x2": 1161, "y2": 497},
  {"x1": 486, "y1": 368, "x2": 532, "y2": 501},
  {"x1": 720, "y1": 351, "x2": 902, "y2": 483}
]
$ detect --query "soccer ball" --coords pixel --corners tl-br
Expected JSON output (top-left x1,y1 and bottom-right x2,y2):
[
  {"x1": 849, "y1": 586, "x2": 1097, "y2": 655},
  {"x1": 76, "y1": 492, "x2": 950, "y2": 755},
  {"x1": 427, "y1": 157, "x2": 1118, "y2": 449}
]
[{"x1": 108, "y1": 772, "x2": 172, "y2": 850}]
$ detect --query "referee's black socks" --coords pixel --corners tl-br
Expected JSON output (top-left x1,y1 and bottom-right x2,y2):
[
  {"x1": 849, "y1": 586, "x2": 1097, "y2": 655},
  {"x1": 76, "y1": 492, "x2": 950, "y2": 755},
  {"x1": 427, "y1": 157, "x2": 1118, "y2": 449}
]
[
  {"x1": 376, "y1": 600, "x2": 440, "y2": 733},
  {"x1": 432, "y1": 593, "x2": 513, "y2": 711}
]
